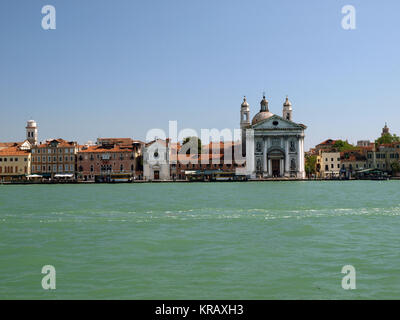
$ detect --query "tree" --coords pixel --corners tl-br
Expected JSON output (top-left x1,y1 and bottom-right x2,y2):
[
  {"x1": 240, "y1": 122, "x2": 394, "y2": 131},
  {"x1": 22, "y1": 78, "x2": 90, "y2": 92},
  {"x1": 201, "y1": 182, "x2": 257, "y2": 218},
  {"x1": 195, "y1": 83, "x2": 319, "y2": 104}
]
[
  {"x1": 305, "y1": 155, "x2": 317, "y2": 177},
  {"x1": 391, "y1": 162, "x2": 400, "y2": 174},
  {"x1": 333, "y1": 140, "x2": 356, "y2": 152},
  {"x1": 182, "y1": 137, "x2": 202, "y2": 156},
  {"x1": 375, "y1": 133, "x2": 400, "y2": 146}
]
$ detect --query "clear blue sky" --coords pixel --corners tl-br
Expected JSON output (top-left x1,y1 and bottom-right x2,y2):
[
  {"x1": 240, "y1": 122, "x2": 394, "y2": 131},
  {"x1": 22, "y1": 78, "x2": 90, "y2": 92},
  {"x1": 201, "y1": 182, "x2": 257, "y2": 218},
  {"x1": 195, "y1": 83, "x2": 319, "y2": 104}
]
[{"x1": 1, "y1": 0, "x2": 399, "y2": 150}]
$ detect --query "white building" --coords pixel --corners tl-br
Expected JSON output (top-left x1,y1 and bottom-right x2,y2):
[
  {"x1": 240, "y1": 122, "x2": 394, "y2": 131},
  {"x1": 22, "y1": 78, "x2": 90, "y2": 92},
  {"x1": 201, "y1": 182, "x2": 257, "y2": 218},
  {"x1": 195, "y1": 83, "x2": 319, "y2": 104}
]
[
  {"x1": 143, "y1": 139, "x2": 171, "y2": 181},
  {"x1": 241, "y1": 95, "x2": 307, "y2": 179}
]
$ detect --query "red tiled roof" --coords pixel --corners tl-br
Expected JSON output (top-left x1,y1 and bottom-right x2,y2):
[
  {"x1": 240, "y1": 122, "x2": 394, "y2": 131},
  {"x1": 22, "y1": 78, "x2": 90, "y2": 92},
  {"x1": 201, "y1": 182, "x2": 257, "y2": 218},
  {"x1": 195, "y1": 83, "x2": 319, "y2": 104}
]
[
  {"x1": 78, "y1": 144, "x2": 133, "y2": 153},
  {"x1": 35, "y1": 139, "x2": 77, "y2": 148},
  {"x1": 0, "y1": 146, "x2": 30, "y2": 156}
]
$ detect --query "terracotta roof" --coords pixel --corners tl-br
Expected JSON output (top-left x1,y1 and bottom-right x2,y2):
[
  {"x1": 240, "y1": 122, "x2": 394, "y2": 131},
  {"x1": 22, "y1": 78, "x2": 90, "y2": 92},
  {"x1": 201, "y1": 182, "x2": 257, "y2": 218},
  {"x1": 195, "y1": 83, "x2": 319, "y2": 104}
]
[
  {"x1": 35, "y1": 139, "x2": 77, "y2": 148},
  {"x1": 0, "y1": 142, "x2": 22, "y2": 148},
  {"x1": 316, "y1": 139, "x2": 337, "y2": 146},
  {"x1": 78, "y1": 144, "x2": 134, "y2": 153},
  {"x1": 0, "y1": 146, "x2": 30, "y2": 156}
]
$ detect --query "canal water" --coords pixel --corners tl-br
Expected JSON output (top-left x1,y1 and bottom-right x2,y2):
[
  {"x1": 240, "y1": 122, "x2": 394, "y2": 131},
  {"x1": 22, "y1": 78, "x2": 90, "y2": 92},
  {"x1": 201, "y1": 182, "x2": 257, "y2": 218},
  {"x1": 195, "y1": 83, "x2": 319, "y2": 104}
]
[{"x1": 0, "y1": 181, "x2": 399, "y2": 299}]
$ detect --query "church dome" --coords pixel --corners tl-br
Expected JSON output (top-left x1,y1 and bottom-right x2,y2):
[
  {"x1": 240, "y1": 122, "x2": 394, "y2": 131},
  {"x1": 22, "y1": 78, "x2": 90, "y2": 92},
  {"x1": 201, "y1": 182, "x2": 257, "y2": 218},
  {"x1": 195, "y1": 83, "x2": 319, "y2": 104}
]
[
  {"x1": 252, "y1": 95, "x2": 274, "y2": 125},
  {"x1": 252, "y1": 111, "x2": 274, "y2": 125}
]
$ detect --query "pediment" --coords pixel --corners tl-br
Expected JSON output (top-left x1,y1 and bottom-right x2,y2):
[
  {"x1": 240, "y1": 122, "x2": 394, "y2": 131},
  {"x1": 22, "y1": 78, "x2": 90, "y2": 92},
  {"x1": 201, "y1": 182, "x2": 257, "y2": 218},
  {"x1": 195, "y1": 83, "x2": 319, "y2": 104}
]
[{"x1": 252, "y1": 115, "x2": 306, "y2": 130}]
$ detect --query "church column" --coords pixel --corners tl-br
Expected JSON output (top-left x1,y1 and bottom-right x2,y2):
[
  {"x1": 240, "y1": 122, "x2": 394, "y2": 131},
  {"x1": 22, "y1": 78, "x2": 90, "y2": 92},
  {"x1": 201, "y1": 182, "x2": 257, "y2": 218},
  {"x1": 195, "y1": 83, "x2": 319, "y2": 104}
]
[
  {"x1": 263, "y1": 137, "x2": 268, "y2": 175},
  {"x1": 285, "y1": 137, "x2": 290, "y2": 176},
  {"x1": 280, "y1": 158, "x2": 284, "y2": 176},
  {"x1": 300, "y1": 137, "x2": 305, "y2": 179},
  {"x1": 297, "y1": 136, "x2": 302, "y2": 178},
  {"x1": 246, "y1": 129, "x2": 255, "y2": 177}
]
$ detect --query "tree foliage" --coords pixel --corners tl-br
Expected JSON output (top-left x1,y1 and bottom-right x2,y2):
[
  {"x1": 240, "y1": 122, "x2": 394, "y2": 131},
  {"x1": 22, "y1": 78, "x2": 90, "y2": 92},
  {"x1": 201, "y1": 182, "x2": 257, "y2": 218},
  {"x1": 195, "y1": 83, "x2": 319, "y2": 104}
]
[
  {"x1": 375, "y1": 133, "x2": 400, "y2": 146},
  {"x1": 332, "y1": 140, "x2": 356, "y2": 152},
  {"x1": 305, "y1": 155, "x2": 317, "y2": 176},
  {"x1": 182, "y1": 137, "x2": 202, "y2": 155}
]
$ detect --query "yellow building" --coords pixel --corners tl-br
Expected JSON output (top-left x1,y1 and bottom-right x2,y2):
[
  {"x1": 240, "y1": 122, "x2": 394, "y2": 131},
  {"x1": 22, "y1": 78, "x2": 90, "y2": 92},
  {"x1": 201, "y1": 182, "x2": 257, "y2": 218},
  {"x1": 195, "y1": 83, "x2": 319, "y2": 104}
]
[
  {"x1": 0, "y1": 145, "x2": 31, "y2": 182},
  {"x1": 317, "y1": 151, "x2": 341, "y2": 178}
]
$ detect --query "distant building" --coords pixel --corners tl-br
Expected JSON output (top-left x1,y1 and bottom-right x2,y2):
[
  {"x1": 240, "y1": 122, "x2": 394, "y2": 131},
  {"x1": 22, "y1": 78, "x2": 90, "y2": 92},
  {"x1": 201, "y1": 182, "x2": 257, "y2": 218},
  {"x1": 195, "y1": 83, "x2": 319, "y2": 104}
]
[
  {"x1": 340, "y1": 150, "x2": 367, "y2": 178},
  {"x1": 357, "y1": 140, "x2": 373, "y2": 148},
  {"x1": 366, "y1": 142, "x2": 400, "y2": 172},
  {"x1": 77, "y1": 138, "x2": 142, "y2": 182},
  {"x1": 143, "y1": 139, "x2": 171, "y2": 180},
  {"x1": 31, "y1": 139, "x2": 78, "y2": 180},
  {"x1": 317, "y1": 152, "x2": 341, "y2": 178},
  {"x1": 0, "y1": 144, "x2": 31, "y2": 182},
  {"x1": 242, "y1": 95, "x2": 307, "y2": 179},
  {"x1": 172, "y1": 141, "x2": 246, "y2": 181},
  {"x1": 315, "y1": 139, "x2": 337, "y2": 152},
  {"x1": 381, "y1": 123, "x2": 390, "y2": 136}
]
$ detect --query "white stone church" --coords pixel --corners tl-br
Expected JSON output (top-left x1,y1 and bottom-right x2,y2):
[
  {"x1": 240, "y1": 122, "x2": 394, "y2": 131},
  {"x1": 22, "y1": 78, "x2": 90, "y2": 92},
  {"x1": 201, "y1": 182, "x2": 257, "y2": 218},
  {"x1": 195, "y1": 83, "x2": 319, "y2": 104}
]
[{"x1": 240, "y1": 95, "x2": 307, "y2": 179}]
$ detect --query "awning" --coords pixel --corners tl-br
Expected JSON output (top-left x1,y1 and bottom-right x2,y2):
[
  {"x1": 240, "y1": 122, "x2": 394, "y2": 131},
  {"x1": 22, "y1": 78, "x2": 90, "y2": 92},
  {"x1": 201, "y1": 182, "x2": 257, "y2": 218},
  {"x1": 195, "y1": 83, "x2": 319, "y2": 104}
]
[{"x1": 54, "y1": 174, "x2": 74, "y2": 178}]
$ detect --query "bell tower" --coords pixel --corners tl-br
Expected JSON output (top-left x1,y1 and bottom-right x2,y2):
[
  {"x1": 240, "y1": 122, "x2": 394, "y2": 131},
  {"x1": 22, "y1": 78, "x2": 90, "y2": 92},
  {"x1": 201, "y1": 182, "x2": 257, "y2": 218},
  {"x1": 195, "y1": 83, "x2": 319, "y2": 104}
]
[
  {"x1": 26, "y1": 120, "x2": 38, "y2": 145},
  {"x1": 283, "y1": 96, "x2": 292, "y2": 121},
  {"x1": 240, "y1": 97, "x2": 250, "y2": 156}
]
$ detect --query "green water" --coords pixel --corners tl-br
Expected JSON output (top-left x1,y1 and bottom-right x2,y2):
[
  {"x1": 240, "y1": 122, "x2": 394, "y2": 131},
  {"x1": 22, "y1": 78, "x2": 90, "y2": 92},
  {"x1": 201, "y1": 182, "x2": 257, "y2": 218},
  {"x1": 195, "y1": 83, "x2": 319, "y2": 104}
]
[{"x1": 0, "y1": 181, "x2": 399, "y2": 299}]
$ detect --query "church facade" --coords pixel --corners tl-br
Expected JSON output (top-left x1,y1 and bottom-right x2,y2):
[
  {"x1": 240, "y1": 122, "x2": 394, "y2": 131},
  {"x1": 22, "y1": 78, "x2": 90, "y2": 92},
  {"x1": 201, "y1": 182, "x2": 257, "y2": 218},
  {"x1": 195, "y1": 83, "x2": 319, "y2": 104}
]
[{"x1": 240, "y1": 95, "x2": 307, "y2": 179}]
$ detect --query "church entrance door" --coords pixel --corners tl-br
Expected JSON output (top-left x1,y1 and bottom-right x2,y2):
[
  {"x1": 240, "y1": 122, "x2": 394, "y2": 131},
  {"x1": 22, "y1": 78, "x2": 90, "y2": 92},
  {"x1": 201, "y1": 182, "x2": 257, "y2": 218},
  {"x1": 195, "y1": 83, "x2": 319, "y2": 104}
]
[{"x1": 272, "y1": 159, "x2": 280, "y2": 177}]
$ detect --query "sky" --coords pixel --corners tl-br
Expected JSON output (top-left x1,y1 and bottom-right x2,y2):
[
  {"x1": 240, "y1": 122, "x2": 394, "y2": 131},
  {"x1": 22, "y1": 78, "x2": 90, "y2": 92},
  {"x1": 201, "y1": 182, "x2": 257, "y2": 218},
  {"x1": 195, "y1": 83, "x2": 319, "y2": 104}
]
[{"x1": 1, "y1": 0, "x2": 399, "y2": 150}]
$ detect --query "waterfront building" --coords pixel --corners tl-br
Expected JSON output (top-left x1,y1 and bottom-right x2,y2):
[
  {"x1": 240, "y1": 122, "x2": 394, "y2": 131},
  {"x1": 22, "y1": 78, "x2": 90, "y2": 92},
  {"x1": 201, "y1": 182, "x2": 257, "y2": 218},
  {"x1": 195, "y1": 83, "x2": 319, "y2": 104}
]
[
  {"x1": 173, "y1": 141, "x2": 246, "y2": 180},
  {"x1": 31, "y1": 139, "x2": 78, "y2": 180},
  {"x1": 340, "y1": 151, "x2": 367, "y2": 178},
  {"x1": 77, "y1": 138, "x2": 143, "y2": 182},
  {"x1": 366, "y1": 142, "x2": 400, "y2": 172},
  {"x1": 317, "y1": 152, "x2": 341, "y2": 178},
  {"x1": 143, "y1": 139, "x2": 171, "y2": 180},
  {"x1": 0, "y1": 144, "x2": 31, "y2": 182},
  {"x1": 242, "y1": 95, "x2": 307, "y2": 179}
]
